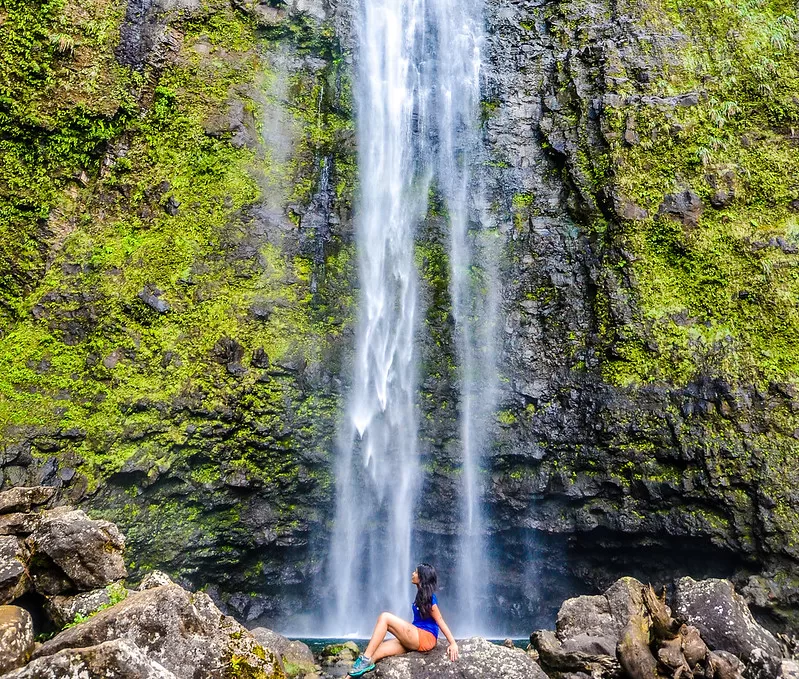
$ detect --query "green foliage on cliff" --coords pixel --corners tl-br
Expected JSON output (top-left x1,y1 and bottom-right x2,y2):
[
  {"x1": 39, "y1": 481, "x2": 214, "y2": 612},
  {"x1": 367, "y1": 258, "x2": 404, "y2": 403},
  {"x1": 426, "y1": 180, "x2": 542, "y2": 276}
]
[
  {"x1": 564, "y1": 0, "x2": 799, "y2": 388},
  {"x1": 0, "y1": 0, "x2": 131, "y2": 327},
  {"x1": 0, "y1": 0, "x2": 354, "y2": 570}
]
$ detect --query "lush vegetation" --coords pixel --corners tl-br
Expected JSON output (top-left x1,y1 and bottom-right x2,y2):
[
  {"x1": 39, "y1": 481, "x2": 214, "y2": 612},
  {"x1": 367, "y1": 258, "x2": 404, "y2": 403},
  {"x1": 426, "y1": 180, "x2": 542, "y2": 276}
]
[{"x1": 0, "y1": 0, "x2": 354, "y2": 503}]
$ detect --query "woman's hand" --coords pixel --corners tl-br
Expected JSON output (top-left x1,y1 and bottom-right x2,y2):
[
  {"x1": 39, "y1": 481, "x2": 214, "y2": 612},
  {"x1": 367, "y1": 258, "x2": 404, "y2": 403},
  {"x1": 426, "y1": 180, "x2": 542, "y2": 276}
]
[{"x1": 447, "y1": 642, "x2": 459, "y2": 661}]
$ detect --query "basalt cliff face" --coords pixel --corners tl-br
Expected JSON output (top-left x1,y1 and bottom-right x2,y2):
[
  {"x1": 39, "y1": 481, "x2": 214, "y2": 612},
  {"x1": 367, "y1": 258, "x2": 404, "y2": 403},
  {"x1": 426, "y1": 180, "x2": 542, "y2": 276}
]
[{"x1": 1, "y1": 0, "x2": 797, "y2": 632}]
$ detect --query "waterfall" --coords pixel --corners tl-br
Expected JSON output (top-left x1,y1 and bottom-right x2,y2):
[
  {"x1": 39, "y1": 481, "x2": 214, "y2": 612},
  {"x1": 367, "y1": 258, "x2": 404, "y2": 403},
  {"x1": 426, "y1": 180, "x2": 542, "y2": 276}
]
[
  {"x1": 327, "y1": 0, "x2": 496, "y2": 635},
  {"x1": 328, "y1": 0, "x2": 430, "y2": 635}
]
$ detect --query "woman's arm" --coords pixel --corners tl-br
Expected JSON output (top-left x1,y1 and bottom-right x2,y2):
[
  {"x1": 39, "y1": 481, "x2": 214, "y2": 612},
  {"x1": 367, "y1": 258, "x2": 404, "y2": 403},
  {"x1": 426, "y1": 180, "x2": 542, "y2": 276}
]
[{"x1": 431, "y1": 605, "x2": 459, "y2": 661}]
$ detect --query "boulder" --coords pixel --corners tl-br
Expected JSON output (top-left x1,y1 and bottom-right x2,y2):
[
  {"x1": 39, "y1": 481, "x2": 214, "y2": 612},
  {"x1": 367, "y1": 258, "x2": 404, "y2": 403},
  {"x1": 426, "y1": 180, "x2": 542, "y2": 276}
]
[
  {"x1": 320, "y1": 641, "x2": 360, "y2": 665},
  {"x1": 531, "y1": 629, "x2": 620, "y2": 678},
  {"x1": 0, "y1": 512, "x2": 44, "y2": 536},
  {"x1": 0, "y1": 605, "x2": 34, "y2": 673},
  {"x1": 251, "y1": 627, "x2": 316, "y2": 675},
  {"x1": 34, "y1": 584, "x2": 284, "y2": 679},
  {"x1": 673, "y1": 578, "x2": 780, "y2": 679},
  {"x1": 27, "y1": 509, "x2": 126, "y2": 594},
  {"x1": 0, "y1": 487, "x2": 55, "y2": 514},
  {"x1": 561, "y1": 633, "x2": 617, "y2": 656},
  {"x1": 373, "y1": 637, "x2": 548, "y2": 679},
  {"x1": 5, "y1": 639, "x2": 177, "y2": 678},
  {"x1": 0, "y1": 535, "x2": 30, "y2": 604},
  {"x1": 137, "y1": 569, "x2": 174, "y2": 590},
  {"x1": 556, "y1": 593, "x2": 613, "y2": 640},
  {"x1": 44, "y1": 585, "x2": 125, "y2": 627},
  {"x1": 556, "y1": 576, "x2": 646, "y2": 645}
]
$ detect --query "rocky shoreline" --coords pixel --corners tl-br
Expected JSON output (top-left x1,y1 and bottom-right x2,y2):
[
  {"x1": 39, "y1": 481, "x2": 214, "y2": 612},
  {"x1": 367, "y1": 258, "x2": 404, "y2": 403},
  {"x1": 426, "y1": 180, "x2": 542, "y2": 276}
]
[{"x1": 1, "y1": 486, "x2": 797, "y2": 679}]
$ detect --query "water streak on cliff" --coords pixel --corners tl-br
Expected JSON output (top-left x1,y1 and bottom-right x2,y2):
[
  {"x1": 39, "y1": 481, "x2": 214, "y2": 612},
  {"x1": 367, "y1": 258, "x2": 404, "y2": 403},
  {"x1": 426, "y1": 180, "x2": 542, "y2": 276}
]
[{"x1": 431, "y1": 0, "x2": 497, "y2": 635}]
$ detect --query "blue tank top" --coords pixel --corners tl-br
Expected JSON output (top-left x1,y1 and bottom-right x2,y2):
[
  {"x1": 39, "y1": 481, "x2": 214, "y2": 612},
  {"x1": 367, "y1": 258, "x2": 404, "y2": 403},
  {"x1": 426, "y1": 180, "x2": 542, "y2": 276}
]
[{"x1": 411, "y1": 592, "x2": 439, "y2": 638}]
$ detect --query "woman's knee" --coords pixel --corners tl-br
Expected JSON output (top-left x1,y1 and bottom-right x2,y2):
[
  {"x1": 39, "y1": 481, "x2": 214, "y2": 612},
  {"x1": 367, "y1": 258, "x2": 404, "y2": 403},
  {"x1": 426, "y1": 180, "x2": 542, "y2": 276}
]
[{"x1": 378, "y1": 611, "x2": 392, "y2": 624}]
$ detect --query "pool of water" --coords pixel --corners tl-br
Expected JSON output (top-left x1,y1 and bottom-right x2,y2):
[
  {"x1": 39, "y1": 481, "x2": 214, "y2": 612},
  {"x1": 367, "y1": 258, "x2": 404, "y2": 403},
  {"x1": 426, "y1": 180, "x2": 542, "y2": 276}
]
[{"x1": 291, "y1": 638, "x2": 529, "y2": 654}]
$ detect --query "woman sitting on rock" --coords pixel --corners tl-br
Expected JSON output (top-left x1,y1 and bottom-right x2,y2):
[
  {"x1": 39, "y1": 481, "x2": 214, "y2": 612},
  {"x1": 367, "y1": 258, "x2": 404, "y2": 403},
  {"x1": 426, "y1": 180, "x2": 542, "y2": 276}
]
[{"x1": 349, "y1": 563, "x2": 459, "y2": 676}]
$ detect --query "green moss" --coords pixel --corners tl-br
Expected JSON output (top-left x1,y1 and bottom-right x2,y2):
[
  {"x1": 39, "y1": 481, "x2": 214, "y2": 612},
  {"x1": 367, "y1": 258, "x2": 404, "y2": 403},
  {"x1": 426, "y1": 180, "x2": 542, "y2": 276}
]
[
  {"x1": 0, "y1": 2, "x2": 355, "y2": 558},
  {"x1": 0, "y1": 0, "x2": 133, "y2": 326},
  {"x1": 496, "y1": 409, "x2": 518, "y2": 425},
  {"x1": 552, "y1": 0, "x2": 799, "y2": 389},
  {"x1": 226, "y1": 653, "x2": 284, "y2": 679}
]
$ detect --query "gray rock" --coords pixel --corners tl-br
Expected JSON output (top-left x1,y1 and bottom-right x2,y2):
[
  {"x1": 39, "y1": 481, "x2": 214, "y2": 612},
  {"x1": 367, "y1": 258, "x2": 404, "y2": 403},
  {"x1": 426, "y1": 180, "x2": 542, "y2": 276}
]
[
  {"x1": 0, "y1": 487, "x2": 55, "y2": 514},
  {"x1": 0, "y1": 605, "x2": 34, "y2": 673},
  {"x1": 250, "y1": 627, "x2": 316, "y2": 675},
  {"x1": 531, "y1": 629, "x2": 620, "y2": 678},
  {"x1": 706, "y1": 169, "x2": 736, "y2": 208},
  {"x1": 781, "y1": 660, "x2": 799, "y2": 679},
  {"x1": 561, "y1": 633, "x2": 617, "y2": 656},
  {"x1": 320, "y1": 640, "x2": 360, "y2": 667},
  {"x1": 44, "y1": 586, "x2": 120, "y2": 627},
  {"x1": 138, "y1": 570, "x2": 174, "y2": 590},
  {"x1": 0, "y1": 536, "x2": 30, "y2": 604},
  {"x1": 231, "y1": 0, "x2": 286, "y2": 25},
  {"x1": 204, "y1": 99, "x2": 257, "y2": 149},
  {"x1": 673, "y1": 577, "x2": 781, "y2": 679},
  {"x1": 0, "y1": 512, "x2": 41, "y2": 536},
  {"x1": 718, "y1": 651, "x2": 746, "y2": 674},
  {"x1": 117, "y1": 0, "x2": 201, "y2": 70},
  {"x1": 5, "y1": 639, "x2": 177, "y2": 678},
  {"x1": 373, "y1": 637, "x2": 547, "y2": 679},
  {"x1": 556, "y1": 594, "x2": 613, "y2": 641},
  {"x1": 34, "y1": 584, "x2": 283, "y2": 679},
  {"x1": 556, "y1": 576, "x2": 645, "y2": 644},
  {"x1": 137, "y1": 285, "x2": 170, "y2": 313},
  {"x1": 27, "y1": 509, "x2": 126, "y2": 594},
  {"x1": 749, "y1": 649, "x2": 781, "y2": 679},
  {"x1": 658, "y1": 189, "x2": 704, "y2": 227}
]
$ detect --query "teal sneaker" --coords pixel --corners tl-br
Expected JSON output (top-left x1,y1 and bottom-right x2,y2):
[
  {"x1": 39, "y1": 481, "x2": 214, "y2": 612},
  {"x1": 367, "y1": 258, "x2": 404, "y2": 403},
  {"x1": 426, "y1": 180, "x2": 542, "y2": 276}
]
[{"x1": 348, "y1": 655, "x2": 376, "y2": 677}]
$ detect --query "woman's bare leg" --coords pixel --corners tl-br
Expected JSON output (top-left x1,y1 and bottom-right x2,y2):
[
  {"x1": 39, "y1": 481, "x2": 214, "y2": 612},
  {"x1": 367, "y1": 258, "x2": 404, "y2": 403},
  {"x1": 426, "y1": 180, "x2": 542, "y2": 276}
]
[
  {"x1": 364, "y1": 613, "x2": 420, "y2": 658},
  {"x1": 372, "y1": 638, "x2": 408, "y2": 663}
]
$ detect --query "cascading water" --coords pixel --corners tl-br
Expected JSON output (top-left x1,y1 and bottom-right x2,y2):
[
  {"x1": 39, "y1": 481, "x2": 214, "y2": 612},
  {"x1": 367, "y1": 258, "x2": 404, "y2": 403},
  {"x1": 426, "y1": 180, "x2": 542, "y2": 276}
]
[
  {"x1": 328, "y1": 0, "x2": 430, "y2": 635},
  {"x1": 327, "y1": 0, "x2": 498, "y2": 636},
  {"x1": 430, "y1": 0, "x2": 499, "y2": 636}
]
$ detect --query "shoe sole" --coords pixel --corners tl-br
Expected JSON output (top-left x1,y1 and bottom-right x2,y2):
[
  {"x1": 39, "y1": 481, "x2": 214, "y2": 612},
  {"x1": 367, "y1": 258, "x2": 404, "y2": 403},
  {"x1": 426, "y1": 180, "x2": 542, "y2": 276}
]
[{"x1": 349, "y1": 665, "x2": 376, "y2": 677}]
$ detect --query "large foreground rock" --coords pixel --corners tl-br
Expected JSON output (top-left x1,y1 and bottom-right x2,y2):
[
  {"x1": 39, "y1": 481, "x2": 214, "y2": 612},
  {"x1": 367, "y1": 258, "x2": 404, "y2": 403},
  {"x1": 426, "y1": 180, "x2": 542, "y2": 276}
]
[
  {"x1": 539, "y1": 577, "x2": 749, "y2": 679},
  {"x1": 27, "y1": 509, "x2": 126, "y2": 594},
  {"x1": 555, "y1": 576, "x2": 646, "y2": 651},
  {"x1": 0, "y1": 605, "x2": 34, "y2": 673},
  {"x1": 5, "y1": 639, "x2": 177, "y2": 679},
  {"x1": 373, "y1": 637, "x2": 547, "y2": 679},
  {"x1": 674, "y1": 577, "x2": 781, "y2": 679},
  {"x1": 33, "y1": 583, "x2": 285, "y2": 679},
  {"x1": 0, "y1": 487, "x2": 55, "y2": 514}
]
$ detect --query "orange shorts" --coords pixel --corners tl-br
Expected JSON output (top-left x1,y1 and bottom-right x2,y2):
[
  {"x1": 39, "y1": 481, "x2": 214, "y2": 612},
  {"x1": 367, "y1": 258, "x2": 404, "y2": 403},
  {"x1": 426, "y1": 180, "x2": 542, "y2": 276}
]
[{"x1": 416, "y1": 628, "x2": 437, "y2": 652}]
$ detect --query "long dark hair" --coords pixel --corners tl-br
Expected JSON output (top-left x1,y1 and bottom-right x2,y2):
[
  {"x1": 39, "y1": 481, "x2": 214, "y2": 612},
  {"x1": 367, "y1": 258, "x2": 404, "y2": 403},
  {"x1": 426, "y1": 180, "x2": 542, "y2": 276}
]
[{"x1": 414, "y1": 563, "x2": 438, "y2": 619}]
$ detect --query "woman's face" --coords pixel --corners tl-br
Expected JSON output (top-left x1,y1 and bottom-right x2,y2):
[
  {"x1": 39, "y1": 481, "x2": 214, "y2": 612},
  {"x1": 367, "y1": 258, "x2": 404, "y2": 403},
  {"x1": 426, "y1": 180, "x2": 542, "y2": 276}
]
[{"x1": 411, "y1": 570, "x2": 419, "y2": 585}]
